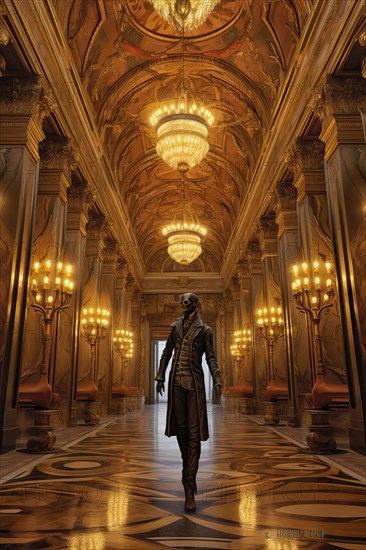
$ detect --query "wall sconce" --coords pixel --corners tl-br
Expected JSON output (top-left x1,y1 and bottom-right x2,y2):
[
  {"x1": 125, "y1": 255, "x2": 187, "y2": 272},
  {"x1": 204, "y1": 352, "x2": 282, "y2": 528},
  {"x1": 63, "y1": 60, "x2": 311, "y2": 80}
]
[
  {"x1": 81, "y1": 307, "x2": 110, "y2": 385},
  {"x1": 256, "y1": 307, "x2": 283, "y2": 385},
  {"x1": 113, "y1": 328, "x2": 134, "y2": 386}
]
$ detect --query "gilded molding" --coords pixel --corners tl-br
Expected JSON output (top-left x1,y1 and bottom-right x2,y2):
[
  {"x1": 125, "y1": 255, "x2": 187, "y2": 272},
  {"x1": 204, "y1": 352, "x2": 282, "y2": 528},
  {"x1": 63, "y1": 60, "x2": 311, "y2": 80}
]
[{"x1": 0, "y1": 76, "x2": 56, "y2": 124}]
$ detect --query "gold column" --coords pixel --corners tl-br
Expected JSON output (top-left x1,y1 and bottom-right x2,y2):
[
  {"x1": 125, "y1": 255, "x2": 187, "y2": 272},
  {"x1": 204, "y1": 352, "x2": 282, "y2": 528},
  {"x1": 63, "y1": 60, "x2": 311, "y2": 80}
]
[
  {"x1": 314, "y1": 76, "x2": 366, "y2": 453},
  {"x1": 258, "y1": 215, "x2": 287, "y2": 392},
  {"x1": 0, "y1": 76, "x2": 55, "y2": 450},
  {"x1": 77, "y1": 213, "x2": 107, "y2": 391},
  {"x1": 111, "y1": 260, "x2": 127, "y2": 393},
  {"x1": 21, "y1": 139, "x2": 79, "y2": 397},
  {"x1": 275, "y1": 181, "x2": 308, "y2": 426},
  {"x1": 245, "y1": 241, "x2": 264, "y2": 413},
  {"x1": 99, "y1": 239, "x2": 119, "y2": 415},
  {"x1": 138, "y1": 294, "x2": 147, "y2": 393},
  {"x1": 128, "y1": 282, "x2": 139, "y2": 390},
  {"x1": 290, "y1": 138, "x2": 347, "y2": 388},
  {"x1": 58, "y1": 182, "x2": 94, "y2": 426},
  {"x1": 237, "y1": 261, "x2": 255, "y2": 404}
]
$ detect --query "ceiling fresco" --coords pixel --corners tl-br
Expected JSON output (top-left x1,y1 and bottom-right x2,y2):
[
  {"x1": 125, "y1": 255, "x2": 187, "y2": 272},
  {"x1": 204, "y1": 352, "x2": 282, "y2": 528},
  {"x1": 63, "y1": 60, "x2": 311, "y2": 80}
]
[{"x1": 54, "y1": 0, "x2": 313, "y2": 273}]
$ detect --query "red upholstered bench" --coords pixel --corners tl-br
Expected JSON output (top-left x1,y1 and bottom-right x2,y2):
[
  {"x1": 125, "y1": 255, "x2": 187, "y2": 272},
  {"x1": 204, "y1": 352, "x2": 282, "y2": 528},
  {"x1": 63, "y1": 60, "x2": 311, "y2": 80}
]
[
  {"x1": 263, "y1": 380, "x2": 288, "y2": 401},
  {"x1": 225, "y1": 382, "x2": 253, "y2": 397},
  {"x1": 76, "y1": 377, "x2": 98, "y2": 401},
  {"x1": 310, "y1": 374, "x2": 349, "y2": 409},
  {"x1": 112, "y1": 384, "x2": 144, "y2": 398},
  {"x1": 18, "y1": 375, "x2": 53, "y2": 408}
]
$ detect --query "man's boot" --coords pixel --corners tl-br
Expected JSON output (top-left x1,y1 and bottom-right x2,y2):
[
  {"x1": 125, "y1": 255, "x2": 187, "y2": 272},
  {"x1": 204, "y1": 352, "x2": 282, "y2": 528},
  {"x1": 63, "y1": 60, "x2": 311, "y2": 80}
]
[
  {"x1": 184, "y1": 482, "x2": 196, "y2": 512},
  {"x1": 177, "y1": 434, "x2": 188, "y2": 489},
  {"x1": 184, "y1": 438, "x2": 201, "y2": 512}
]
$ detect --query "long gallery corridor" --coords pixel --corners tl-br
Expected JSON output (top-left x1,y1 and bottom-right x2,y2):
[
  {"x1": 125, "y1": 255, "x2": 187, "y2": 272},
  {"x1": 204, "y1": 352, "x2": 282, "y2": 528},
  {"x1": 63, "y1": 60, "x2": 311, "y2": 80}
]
[{"x1": 1, "y1": 403, "x2": 365, "y2": 550}]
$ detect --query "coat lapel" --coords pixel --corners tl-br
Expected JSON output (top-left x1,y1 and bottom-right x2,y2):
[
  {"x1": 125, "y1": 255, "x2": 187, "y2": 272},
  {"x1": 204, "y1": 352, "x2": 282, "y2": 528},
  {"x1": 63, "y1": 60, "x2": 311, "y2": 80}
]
[
  {"x1": 176, "y1": 317, "x2": 184, "y2": 340},
  {"x1": 186, "y1": 315, "x2": 204, "y2": 340}
]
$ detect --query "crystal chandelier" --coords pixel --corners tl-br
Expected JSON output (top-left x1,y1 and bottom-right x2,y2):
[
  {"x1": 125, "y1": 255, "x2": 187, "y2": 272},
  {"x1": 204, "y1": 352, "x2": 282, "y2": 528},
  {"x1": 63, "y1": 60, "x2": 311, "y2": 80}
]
[
  {"x1": 149, "y1": 0, "x2": 221, "y2": 33},
  {"x1": 162, "y1": 177, "x2": 207, "y2": 265},
  {"x1": 150, "y1": 97, "x2": 213, "y2": 172},
  {"x1": 163, "y1": 221, "x2": 206, "y2": 265},
  {"x1": 150, "y1": 2, "x2": 214, "y2": 173}
]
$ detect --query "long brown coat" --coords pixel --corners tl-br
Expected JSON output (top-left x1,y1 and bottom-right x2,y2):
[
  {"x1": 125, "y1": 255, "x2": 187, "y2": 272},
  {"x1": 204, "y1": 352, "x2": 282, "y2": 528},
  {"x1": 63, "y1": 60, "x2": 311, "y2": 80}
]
[{"x1": 155, "y1": 314, "x2": 221, "y2": 441}]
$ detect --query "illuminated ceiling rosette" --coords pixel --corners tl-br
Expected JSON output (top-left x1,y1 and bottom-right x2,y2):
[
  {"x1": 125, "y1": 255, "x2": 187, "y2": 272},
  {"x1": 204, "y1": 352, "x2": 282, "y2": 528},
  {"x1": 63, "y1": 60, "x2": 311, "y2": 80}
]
[{"x1": 148, "y1": 0, "x2": 221, "y2": 33}]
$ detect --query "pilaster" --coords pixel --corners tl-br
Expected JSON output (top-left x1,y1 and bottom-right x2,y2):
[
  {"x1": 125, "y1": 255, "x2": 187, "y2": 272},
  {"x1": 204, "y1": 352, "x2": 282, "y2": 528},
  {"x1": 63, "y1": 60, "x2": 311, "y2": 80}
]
[
  {"x1": 0, "y1": 76, "x2": 55, "y2": 451},
  {"x1": 315, "y1": 76, "x2": 366, "y2": 453},
  {"x1": 57, "y1": 182, "x2": 94, "y2": 426},
  {"x1": 275, "y1": 182, "x2": 305, "y2": 426},
  {"x1": 99, "y1": 239, "x2": 119, "y2": 414},
  {"x1": 257, "y1": 215, "x2": 286, "y2": 387}
]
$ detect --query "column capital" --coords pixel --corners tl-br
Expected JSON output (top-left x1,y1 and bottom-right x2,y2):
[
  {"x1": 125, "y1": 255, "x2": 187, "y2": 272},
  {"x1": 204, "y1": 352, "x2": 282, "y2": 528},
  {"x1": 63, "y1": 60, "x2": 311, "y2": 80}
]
[
  {"x1": 274, "y1": 182, "x2": 298, "y2": 236},
  {"x1": 229, "y1": 274, "x2": 240, "y2": 297},
  {"x1": 286, "y1": 139, "x2": 326, "y2": 202},
  {"x1": 237, "y1": 260, "x2": 251, "y2": 293},
  {"x1": 311, "y1": 76, "x2": 366, "y2": 122},
  {"x1": 66, "y1": 183, "x2": 95, "y2": 235},
  {"x1": 116, "y1": 258, "x2": 128, "y2": 291},
  {"x1": 102, "y1": 239, "x2": 119, "y2": 266},
  {"x1": 257, "y1": 214, "x2": 278, "y2": 258},
  {"x1": 0, "y1": 76, "x2": 56, "y2": 157},
  {"x1": 86, "y1": 213, "x2": 108, "y2": 258},
  {"x1": 244, "y1": 240, "x2": 262, "y2": 274},
  {"x1": 39, "y1": 138, "x2": 80, "y2": 202},
  {"x1": 86, "y1": 212, "x2": 109, "y2": 240},
  {"x1": 310, "y1": 76, "x2": 366, "y2": 158}
]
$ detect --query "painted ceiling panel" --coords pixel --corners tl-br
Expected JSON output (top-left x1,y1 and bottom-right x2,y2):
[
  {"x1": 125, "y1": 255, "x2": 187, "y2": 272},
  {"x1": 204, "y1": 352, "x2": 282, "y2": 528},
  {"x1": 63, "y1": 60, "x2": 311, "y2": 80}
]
[{"x1": 61, "y1": 0, "x2": 312, "y2": 272}]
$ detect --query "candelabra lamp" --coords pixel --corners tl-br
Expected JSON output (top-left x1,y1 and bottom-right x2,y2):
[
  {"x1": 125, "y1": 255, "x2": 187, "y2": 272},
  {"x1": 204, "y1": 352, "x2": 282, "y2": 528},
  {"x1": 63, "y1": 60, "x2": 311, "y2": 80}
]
[
  {"x1": 111, "y1": 328, "x2": 135, "y2": 416},
  {"x1": 291, "y1": 260, "x2": 348, "y2": 452},
  {"x1": 78, "y1": 307, "x2": 110, "y2": 425},
  {"x1": 113, "y1": 329, "x2": 134, "y2": 386},
  {"x1": 257, "y1": 307, "x2": 287, "y2": 424},
  {"x1": 229, "y1": 328, "x2": 255, "y2": 414},
  {"x1": 18, "y1": 260, "x2": 73, "y2": 452}
]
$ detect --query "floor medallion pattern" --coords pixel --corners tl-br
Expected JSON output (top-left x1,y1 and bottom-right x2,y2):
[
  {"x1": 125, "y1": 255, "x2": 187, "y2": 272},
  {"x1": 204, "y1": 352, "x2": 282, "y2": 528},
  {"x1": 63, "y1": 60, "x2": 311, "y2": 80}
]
[{"x1": 0, "y1": 404, "x2": 365, "y2": 549}]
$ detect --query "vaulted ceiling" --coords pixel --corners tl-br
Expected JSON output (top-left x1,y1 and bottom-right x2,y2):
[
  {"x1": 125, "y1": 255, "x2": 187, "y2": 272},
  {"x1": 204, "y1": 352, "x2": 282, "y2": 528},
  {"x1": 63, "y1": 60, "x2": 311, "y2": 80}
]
[{"x1": 47, "y1": 1, "x2": 313, "y2": 272}]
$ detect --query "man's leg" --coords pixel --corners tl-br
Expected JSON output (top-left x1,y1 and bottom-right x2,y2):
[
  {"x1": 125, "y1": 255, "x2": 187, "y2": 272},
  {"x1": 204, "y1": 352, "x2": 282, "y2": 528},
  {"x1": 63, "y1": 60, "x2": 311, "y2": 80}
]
[
  {"x1": 184, "y1": 390, "x2": 201, "y2": 512},
  {"x1": 172, "y1": 386, "x2": 189, "y2": 487}
]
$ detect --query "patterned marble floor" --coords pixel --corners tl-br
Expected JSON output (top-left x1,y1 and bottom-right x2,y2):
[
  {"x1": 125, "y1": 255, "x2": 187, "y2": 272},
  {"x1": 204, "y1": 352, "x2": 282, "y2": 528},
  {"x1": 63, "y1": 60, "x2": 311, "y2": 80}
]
[{"x1": 0, "y1": 403, "x2": 365, "y2": 549}]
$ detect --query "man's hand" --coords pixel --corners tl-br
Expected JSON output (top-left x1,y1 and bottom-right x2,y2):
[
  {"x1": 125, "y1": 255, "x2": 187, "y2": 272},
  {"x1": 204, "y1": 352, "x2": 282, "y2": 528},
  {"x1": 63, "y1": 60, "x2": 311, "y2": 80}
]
[
  {"x1": 214, "y1": 383, "x2": 222, "y2": 398},
  {"x1": 156, "y1": 380, "x2": 165, "y2": 396}
]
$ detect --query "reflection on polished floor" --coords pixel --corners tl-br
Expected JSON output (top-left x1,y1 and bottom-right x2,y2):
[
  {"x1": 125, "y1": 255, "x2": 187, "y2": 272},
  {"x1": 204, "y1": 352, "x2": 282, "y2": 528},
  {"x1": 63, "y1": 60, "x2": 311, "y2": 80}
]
[{"x1": 0, "y1": 403, "x2": 365, "y2": 549}]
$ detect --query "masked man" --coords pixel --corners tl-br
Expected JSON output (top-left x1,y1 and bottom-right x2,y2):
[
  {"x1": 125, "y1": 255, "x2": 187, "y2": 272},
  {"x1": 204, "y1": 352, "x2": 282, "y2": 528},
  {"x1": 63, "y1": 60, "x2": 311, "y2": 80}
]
[{"x1": 155, "y1": 293, "x2": 222, "y2": 512}]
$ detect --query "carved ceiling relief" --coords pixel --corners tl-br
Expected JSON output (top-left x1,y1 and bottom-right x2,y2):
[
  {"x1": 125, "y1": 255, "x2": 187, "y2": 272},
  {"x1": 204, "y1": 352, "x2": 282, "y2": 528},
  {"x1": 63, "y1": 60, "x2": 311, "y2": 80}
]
[
  {"x1": 61, "y1": 0, "x2": 308, "y2": 273},
  {"x1": 144, "y1": 292, "x2": 223, "y2": 315}
]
